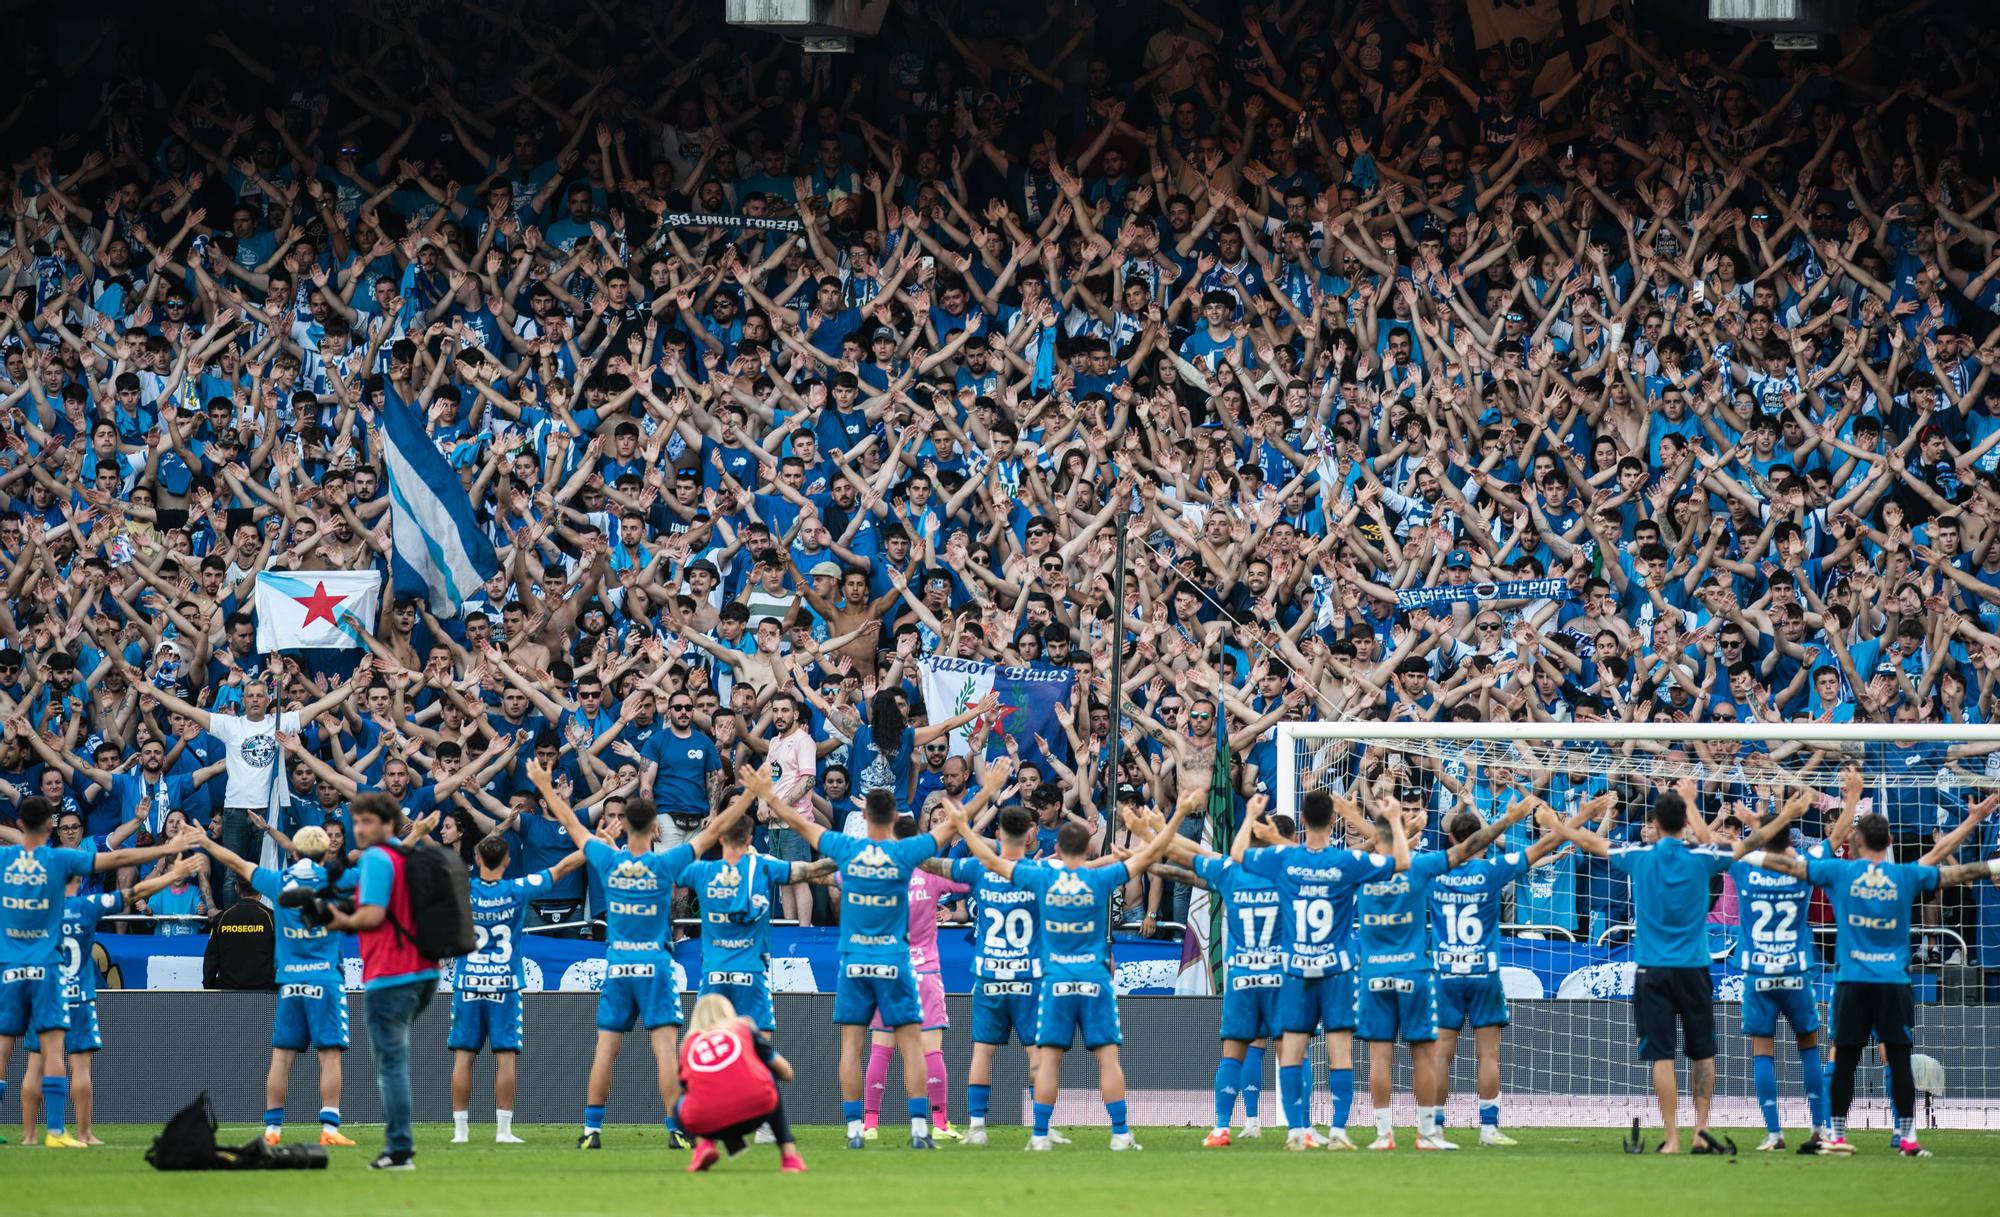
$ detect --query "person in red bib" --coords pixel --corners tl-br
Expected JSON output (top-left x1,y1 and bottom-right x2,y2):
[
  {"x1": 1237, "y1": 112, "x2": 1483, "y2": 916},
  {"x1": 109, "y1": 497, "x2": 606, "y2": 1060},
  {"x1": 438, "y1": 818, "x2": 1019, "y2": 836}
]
[{"x1": 677, "y1": 994, "x2": 805, "y2": 1173}]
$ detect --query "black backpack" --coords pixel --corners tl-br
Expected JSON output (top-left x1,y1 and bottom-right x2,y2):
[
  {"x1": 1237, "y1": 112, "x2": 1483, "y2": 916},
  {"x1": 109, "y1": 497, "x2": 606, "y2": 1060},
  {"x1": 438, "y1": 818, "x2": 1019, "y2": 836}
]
[
  {"x1": 147, "y1": 1092, "x2": 232, "y2": 1170},
  {"x1": 387, "y1": 839, "x2": 476, "y2": 960}
]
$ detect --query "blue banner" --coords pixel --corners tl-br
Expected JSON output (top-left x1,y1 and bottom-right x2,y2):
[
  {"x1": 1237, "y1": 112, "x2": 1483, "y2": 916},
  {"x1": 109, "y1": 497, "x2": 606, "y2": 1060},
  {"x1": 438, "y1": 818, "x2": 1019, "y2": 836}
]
[
  {"x1": 93, "y1": 924, "x2": 1187, "y2": 997},
  {"x1": 1396, "y1": 578, "x2": 1570, "y2": 612},
  {"x1": 920, "y1": 656, "x2": 1076, "y2": 773}
]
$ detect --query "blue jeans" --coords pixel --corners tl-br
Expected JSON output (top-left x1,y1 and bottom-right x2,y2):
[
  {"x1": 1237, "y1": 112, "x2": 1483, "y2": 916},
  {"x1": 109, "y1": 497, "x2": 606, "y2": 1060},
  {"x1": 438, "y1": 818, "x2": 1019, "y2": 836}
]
[{"x1": 365, "y1": 979, "x2": 435, "y2": 1154}]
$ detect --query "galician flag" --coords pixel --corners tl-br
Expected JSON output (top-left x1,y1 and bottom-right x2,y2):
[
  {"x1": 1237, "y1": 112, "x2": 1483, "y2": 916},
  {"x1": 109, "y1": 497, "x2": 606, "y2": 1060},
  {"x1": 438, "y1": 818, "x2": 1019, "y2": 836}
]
[{"x1": 254, "y1": 570, "x2": 382, "y2": 651}]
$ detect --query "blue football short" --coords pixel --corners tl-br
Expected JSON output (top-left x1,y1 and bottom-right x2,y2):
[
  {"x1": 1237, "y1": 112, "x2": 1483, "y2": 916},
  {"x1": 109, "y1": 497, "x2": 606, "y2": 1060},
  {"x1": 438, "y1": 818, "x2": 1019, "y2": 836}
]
[
  {"x1": 447, "y1": 989, "x2": 525, "y2": 1052},
  {"x1": 272, "y1": 979, "x2": 350, "y2": 1051},
  {"x1": 597, "y1": 961, "x2": 683, "y2": 1032},
  {"x1": 1355, "y1": 972, "x2": 1439, "y2": 1044},
  {"x1": 1034, "y1": 978, "x2": 1122, "y2": 1049}
]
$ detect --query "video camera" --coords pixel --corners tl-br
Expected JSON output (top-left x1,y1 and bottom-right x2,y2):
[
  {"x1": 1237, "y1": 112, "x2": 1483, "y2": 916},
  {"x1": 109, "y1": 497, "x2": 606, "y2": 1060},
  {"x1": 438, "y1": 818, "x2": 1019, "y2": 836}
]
[{"x1": 276, "y1": 859, "x2": 354, "y2": 928}]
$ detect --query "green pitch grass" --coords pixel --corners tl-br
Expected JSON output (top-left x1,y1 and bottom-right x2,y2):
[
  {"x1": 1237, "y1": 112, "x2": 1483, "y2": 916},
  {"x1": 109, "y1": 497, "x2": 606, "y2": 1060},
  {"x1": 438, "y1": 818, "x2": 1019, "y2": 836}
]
[{"x1": 11, "y1": 1125, "x2": 2000, "y2": 1216}]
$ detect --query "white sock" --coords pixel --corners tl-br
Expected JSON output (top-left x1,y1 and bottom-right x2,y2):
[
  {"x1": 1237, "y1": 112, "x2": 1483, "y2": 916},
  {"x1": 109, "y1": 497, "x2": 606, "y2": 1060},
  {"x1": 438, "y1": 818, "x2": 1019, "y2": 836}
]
[
  {"x1": 847, "y1": 1118, "x2": 864, "y2": 1138},
  {"x1": 1418, "y1": 1109, "x2": 1437, "y2": 1139},
  {"x1": 496, "y1": 1110, "x2": 513, "y2": 1136},
  {"x1": 911, "y1": 1116, "x2": 928, "y2": 1139},
  {"x1": 453, "y1": 1111, "x2": 469, "y2": 1135},
  {"x1": 264, "y1": 1124, "x2": 281, "y2": 1137},
  {"x1": 968, "y1": 1116, "x2": 985, "y2": 1130},
  {"x1": 1376, "y1": 1111, "x2": 1394, "y2": 1137}
]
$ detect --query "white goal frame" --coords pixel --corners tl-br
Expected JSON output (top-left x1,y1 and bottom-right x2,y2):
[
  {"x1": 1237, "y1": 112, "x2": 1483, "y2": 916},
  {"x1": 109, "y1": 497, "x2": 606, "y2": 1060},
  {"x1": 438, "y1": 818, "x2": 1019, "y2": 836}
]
[
  {"x1": 1272, "y1": 718, "x2": 2000, "y2": 1130},
  {"x1": 1276, "y1": 720, "x2": 2000, "y2": 819}
]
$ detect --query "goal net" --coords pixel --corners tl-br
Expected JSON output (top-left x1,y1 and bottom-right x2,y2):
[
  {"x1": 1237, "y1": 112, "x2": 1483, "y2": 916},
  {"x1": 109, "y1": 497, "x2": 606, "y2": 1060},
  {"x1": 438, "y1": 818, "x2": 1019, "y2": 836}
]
[{"x1": 1265, "y1": 721, "x2": 2000, "y2": 1131}]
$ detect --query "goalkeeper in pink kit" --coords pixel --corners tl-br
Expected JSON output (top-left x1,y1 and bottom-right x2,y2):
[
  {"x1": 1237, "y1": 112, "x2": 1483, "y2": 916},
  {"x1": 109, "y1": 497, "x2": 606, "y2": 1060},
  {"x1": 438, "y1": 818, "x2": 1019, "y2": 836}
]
[{"x1": 853, "y1": 779, "x2": 1005, "y2": 1141}]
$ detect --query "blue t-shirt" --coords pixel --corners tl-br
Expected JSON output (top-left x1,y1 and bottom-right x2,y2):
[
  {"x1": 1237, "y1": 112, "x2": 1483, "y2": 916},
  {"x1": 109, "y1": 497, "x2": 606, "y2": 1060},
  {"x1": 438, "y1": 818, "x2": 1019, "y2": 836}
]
[
  {"x1": 1729, "y1": 850, "x2": 1817, "y2": 976},
  {"x1": 684, "y1": 852, "x2": 793, "y2": 981},
  {"x1": 515, "y1": 814, "x2": 585, "y2": 902},
  {"x1": 847, "y1": 723, "x2": 916, "y2": 806},
  {"x1": 584, "y1": 838, "x2": 696, "y2": 964},
  {"x1": 641, "y1": 729, "x2": 722, "y2": 814},
  {"x1": 458, "y1": 870, "x2": 553, "y2": 992},
  {"x1": 819, "y1": 830, "x2": 937, "y2": 961},
  {"x1": 1012, "y1": 858, "x2": 1128, "y2": 981},
  {"x1": 1431, "y1": 850, "x2": 1531, "y2": 975},
  {"x1": 0, "y1": 844, "x2": 94, "y2": 966},
  {"x1": 251, "y1": 859, "x2": 346, "y2": 982},
  {"x1": 1240, "y1": 843, "x2": 1396, "y2": 976},
  {"x1": 1192, "y1": 853, "x2": 1284, "y2": 978},
  {"x1": 1354, "y1": 849, "x2": 1452, "y2": 977},
  {"x1": 951, "y1": 855, "x2": 1042, "y2": 979},
  {"x1": 1805, "y1": 855, "x2": 1940, "y2": 984},
  {"x1": 1608, "y1": 837, "x2": 1734, "y2": 967}
]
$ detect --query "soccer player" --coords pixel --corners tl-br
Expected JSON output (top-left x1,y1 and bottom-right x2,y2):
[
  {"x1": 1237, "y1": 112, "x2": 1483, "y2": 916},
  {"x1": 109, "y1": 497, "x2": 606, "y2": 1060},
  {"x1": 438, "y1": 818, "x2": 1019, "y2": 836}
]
[
  {"x1": 1725, "y1": 784, "x2": 1839, "y2": 1152},
  {"x1": 1233, "y1": 789, "x2": 1410, "y2": 1152},
  {"x1": 943, "y1": 787, "x2": 1191, "y2": 1151},
  {"x1": 18, "y1": 855, "x2": 203, "y2": 1145},
  {"x1": 528, "y1": 758, "x2": 753, "y2": 1150},
  {"x1": 197, "y1": 824, "x2": 359, "y2": 1147},
  {"x1": 1428, "y1": 793, "x2": 1601, "y2": 1147},
  {"x1": 1545, "y1": 779, "x2": 1734, "y2": 1155},
  {"x1": 1740, "y1": 804, "x2": 2000, "y2": 1157},
  {"x1": 449, "y1": 833, "x2": 586, "y2": 1144},
  {"x1": 1354, "y1": 790, "x2": 1532, "y2": 1151},
  {"x1": 681, "y1": 785, "x2": 835, "y2": 1037},
  {"x1": 760, "y1": 772, "x2": 959, "y2": 1149},
  {"x1": 0, "y1": 797, "x2": 200, "y2": 1148},
  {"x1": 940, "y1": 803, "x2": 1060, "y2": 1146},
  {"x1": 1146, "y1": 793, "x2": 1286, "y2": 1148}
]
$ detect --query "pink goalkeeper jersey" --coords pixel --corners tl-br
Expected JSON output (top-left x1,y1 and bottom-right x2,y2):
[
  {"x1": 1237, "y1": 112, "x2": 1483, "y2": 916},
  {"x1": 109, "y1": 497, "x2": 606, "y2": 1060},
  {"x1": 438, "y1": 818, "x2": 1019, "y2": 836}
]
[{"x1": 906, "y1": 867, "x2": 970, "y2": 974}]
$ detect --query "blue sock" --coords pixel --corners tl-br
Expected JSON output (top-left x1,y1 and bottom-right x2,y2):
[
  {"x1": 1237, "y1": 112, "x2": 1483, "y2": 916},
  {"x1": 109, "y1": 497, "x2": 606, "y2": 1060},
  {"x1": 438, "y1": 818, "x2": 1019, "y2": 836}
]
[
  {"x1": 843, "y1": 1099, "x2": 864, "y2": 1124},
  {"x1": 1032, "y1": 1101, "x2": 1053, "y2": 1137},
  {"x1": 1329, "y1": 1067, "x2": 1355, "y2": 1129},
  {"x1": 1213, "y1": 1057, "x2": 1243, "y2": 1129},
  {"x1": 318, "y1": 1107, "x2": 340, "y2": 1129},
  {"x1": 1753, "y1": 1055, "x2": 1781, "y2": 1135},
  {"x1": 662, "y1": 1114, "x2": 683, "y2": 1135},
  {"x1": 1278, "y1": 1064, "x2": 1305, "y2": 1130},
  {"x1": 263, "y1": 1106, "x2": 284, "y2": 1129},
  {"x1": 907, "y1": 1096, "x2": 931, "y2": 1123},
  {"x1": 1106, "y1": 1099, "x2": 1129, "y2": 1136},
  {"x1": 968, "y1": 1084, "x2": 991, "y2": 1120},
  {"x1": 1800, "y1": 1047, "x2": 1826, "y2": 1130},
  {"x1": 42, "y1": 1076, "x2": 68, "y2": 1137},
  {"x1": 584, "y1": 1104, "x2": 605, "y2": 1132},
  {"x1": 1480, "y1": 1100, "x2": 1500, "y2": 1128},
  {"x1": 0, "y1": 1079, "x2": 7, "y2": 1109},
  {"x1": 1241, "y1": 1044, "x2": 1265, "y2": 1119}
]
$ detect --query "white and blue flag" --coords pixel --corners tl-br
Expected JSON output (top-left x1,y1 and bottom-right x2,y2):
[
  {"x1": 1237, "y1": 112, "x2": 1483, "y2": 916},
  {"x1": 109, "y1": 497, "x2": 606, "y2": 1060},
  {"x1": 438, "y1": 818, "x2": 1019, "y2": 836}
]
[{"x1": 382, "y1": 383, "x2": 500, "y2": 617}]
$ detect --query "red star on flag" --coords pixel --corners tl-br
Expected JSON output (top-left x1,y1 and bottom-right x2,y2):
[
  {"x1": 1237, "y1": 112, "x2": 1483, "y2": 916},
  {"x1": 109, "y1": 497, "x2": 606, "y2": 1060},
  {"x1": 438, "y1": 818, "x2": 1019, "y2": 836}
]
[
  {"x1": 293, "y1": 580, "x2": 348, "y2": 629},
  {"x1": 975, "y1": 701, "x2": 1018, "y2": 737}
]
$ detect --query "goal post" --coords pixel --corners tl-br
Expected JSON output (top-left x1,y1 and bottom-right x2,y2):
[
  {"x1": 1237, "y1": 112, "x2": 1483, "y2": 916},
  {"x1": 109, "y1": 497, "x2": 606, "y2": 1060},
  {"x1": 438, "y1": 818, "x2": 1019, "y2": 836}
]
[{"x1": 1267, "y1": 719, "x2": 2000, "y2": 1130}]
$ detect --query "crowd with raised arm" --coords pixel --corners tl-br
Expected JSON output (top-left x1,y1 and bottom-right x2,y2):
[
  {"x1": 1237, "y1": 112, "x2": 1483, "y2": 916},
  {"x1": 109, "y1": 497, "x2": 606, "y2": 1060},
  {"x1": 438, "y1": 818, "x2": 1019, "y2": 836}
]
[{"x1": 0, "y1": 1, "x2": 1993, "y2": 958}]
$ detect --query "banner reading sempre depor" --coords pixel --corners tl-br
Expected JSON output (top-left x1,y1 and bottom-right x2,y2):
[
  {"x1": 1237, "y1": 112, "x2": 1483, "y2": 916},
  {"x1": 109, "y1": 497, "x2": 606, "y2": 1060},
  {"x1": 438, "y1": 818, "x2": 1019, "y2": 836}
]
[{"x1": 1395, "y1": 577, "x2": 1570, "y2": 612}]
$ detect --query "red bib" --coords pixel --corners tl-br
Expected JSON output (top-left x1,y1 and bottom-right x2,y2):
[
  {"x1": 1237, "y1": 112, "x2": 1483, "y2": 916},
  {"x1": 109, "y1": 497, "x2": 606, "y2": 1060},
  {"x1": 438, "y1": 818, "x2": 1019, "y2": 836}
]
[{"x1": 676, "y1": 1022, "x2": 778, "y2": 1132}]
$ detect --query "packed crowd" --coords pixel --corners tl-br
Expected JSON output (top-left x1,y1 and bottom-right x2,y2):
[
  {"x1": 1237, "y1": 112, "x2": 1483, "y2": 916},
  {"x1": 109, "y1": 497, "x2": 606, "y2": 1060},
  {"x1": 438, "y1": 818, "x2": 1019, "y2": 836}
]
[{"x1": 0, "y1": 0, "x2": 1997, "y2": 954}]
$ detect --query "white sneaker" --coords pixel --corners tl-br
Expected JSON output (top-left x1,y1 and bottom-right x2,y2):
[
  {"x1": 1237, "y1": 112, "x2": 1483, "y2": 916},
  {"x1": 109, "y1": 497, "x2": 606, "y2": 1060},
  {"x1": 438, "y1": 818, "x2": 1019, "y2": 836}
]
[
  {"x1": 965, "y1": 1126, "x2": 988, "y2": 1146},
  {"x1": 1369, "y1": 1131, "x2": 1397, "y2": 1151},
  {"x1": 494, "y1": 1131, "x2": 526, "y2": 1144},
  {"x1": 754, "y1": 1125, "x2": 777, "y2": 1145},
  {"x1": 1025, "y1": 1135, "x2": 1052, "y2": 1152},
  {"x1": 1237, "y1": 1117, "x2": 1261, "y2": 1140},
  {"x1": 1325, "y1": 1129, "x2": 1358, "y2": 1151},
  {"x1": 1108, "y1": 1132, "x2": 1142, "y2": 1151},
  {"x1": 1048, "y1": 1128, "x2": 1072, "y2": 1145},
  {"x1": 1285, "y1": 1129, "x2": 1312, "y2": 1152},
  {"x1": 1755, "y1": 1133, "x2": 1786, "y2": 1153},
  {"x1": 1478, "y1": 1127, "x2": 1518, "y2": 1147},
  {"x1": 1417, "y1": 1133, "x2": 1459, "y2": 1151},
  {"x1": 450, "y1": 1131, "x2": 469, "y2": 1144}
]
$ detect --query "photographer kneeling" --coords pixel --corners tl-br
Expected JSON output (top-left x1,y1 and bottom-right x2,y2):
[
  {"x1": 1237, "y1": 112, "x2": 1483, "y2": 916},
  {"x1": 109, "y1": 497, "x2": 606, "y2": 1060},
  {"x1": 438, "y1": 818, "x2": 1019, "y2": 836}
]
[{"x1": 321, "y1": 794, "x2": 439, "y2": 1171}]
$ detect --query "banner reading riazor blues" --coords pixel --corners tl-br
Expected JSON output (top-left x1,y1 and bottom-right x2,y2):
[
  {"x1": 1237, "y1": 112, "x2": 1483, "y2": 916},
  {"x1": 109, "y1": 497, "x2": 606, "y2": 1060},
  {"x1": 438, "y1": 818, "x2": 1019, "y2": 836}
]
[{"x1": 918, "y1": 656, "x2": 1075, "y2": 772}]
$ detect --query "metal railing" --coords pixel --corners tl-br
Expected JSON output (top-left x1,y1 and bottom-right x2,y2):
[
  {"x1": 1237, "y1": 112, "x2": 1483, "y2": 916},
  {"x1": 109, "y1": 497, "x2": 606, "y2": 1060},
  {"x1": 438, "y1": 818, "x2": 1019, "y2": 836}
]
[
  {"x1": 1501, "y1": 922, "x2": 1579, "y2": 942},
  {"x1": 1595, "y1": 921, "x2": 1973, "y2": 958},
  {"x1": 98, "y1": 914, "x2": 213, "y2": 929}
]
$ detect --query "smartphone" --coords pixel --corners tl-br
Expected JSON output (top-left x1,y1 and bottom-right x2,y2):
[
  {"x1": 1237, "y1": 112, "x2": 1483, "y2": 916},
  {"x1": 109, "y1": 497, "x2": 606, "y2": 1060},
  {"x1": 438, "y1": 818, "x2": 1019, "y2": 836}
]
[{"x1": 919, "y1": 256, "x2": 935, "y2": 274}]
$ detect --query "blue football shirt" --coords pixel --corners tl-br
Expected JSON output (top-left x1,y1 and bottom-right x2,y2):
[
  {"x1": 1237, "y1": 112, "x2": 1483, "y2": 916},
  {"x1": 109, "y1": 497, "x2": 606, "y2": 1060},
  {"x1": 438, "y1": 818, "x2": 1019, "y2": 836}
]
[{"x1": 1805, "y1": 856, "x2": 1939, "y2": 984}]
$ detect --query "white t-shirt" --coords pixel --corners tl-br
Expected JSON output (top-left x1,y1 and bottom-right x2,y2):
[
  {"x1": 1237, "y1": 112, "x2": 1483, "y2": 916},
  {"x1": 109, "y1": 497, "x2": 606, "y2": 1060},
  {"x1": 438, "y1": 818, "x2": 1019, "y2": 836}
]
[{"x1": 207, "y1": 709, "x2": 302, "y2": 808}]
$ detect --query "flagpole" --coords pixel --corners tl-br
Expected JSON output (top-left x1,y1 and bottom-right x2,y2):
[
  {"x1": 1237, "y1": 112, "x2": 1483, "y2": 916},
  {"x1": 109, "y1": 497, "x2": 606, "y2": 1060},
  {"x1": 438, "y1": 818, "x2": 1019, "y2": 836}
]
[{"x1": 1101, "y1": 511, "x2": 1130, "y2": 855}]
